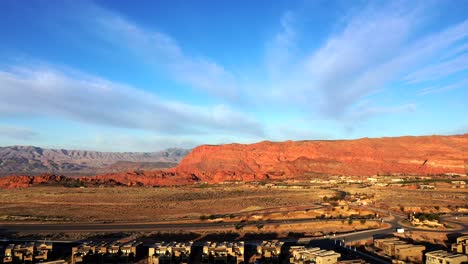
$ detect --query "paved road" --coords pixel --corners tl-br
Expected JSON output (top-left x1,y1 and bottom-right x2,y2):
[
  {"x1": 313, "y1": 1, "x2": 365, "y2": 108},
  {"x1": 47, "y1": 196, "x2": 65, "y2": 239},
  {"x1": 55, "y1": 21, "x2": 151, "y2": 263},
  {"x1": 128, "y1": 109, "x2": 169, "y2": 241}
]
[
  {"x1": 1, "y1": 204, "x2": 465, "y2": 239},
  {"x1": 0, "y1": 218, "x2": 382, "y2": 233}
]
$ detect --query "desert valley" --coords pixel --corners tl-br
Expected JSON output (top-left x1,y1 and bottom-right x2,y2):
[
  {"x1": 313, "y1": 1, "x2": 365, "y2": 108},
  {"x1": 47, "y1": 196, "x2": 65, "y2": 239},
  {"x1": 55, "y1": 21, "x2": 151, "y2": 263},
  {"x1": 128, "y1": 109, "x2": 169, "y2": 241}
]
[
  {"x1": 1, "y1": 0, "x2": 468, "y2": 263},
  {"x1": 0, "y1": 134, "x2": 467, "y2": 264}
]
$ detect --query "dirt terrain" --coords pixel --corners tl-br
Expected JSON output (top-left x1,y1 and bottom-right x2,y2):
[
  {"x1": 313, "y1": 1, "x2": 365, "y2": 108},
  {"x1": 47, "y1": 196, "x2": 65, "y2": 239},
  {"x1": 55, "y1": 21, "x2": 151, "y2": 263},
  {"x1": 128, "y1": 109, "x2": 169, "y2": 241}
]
[{"x1": 0, "y1": 185, "x2": 336, "y2": 223}]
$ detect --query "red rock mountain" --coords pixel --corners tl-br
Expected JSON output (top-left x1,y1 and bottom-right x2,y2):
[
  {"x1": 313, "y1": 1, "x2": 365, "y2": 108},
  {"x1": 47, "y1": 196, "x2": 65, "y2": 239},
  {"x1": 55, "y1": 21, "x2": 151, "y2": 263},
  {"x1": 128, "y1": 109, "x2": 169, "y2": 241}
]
[
  {"x1": 0, "y1": 134, "x2": 466, "y2": 188},
  {"x1": 172, "y1": 134, "x2": 468, "y2": 182}
]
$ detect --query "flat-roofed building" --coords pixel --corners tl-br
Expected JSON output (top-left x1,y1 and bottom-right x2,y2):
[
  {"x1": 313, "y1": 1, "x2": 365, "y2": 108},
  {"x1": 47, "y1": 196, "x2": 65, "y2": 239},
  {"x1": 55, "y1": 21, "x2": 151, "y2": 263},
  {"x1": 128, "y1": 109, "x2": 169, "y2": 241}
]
[
  {"x1": 374, "y1": 237, "x2": 400, "y2": 249},
  {"x1": 394, "y1": 244, "x2": 425, "y2": 263},
  {"x1": 202, "y1": 241, "x2": 245, "y2": 264},
  {"x1": 374, "y1": 237, "x2": 425, "y2": 263},
  {"x1": 289, "y1": 246, "x2": 340, "y2": 264},
  {"x1": 148, "y1": 241, "x2": 193, "y2": 264},
  {"x1": 382, "y1": 240, "x2": 408, "y2": 257},
  {"x1": 35, "y1": 242, "x2": 54, "y2": 262},
  {"x1": 71, "y1": 241, "x2": 107, "y2": 264},
  {"x1": 452, "y1": 235, "x2": 468, "y2": 254},
  {"x1": 3, "y1": 244, "x2": 14, "y2": 264},
  {"x1": 2, "y1": 242, "x2": 53, "y2": 263},
  {"x1": 71, "y1": 240, "x2": 140, "y2": 264},
  {"x1": 250, "y1": 240, "x2": 284, "y2": 264},
  {"x1": 425, "y1": 250, "x2": 468, "y2": 264}
]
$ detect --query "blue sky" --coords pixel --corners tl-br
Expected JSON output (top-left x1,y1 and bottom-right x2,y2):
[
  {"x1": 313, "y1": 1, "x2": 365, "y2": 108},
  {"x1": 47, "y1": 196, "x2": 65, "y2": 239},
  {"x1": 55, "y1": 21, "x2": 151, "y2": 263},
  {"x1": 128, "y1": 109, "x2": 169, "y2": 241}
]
[{"x1": 0, "y1": 0, "x2": 467, "y2": 152}]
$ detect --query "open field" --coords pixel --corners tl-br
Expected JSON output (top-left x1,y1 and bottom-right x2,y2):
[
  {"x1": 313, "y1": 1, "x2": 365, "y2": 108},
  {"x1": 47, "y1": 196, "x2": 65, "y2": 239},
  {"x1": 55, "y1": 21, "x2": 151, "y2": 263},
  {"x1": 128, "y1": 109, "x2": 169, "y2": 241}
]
[
  {"x1": 339, "y1": 185, "x2": 468, "y2": 214},
  {"x1": 0, "y1": 185, "x2": 337, "y2": 223}
]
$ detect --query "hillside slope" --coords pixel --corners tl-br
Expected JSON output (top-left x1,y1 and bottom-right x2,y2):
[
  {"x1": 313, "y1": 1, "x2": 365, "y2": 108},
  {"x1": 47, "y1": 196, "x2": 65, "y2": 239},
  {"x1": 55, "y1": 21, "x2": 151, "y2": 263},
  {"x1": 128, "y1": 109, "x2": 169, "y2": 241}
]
[{"x1": 0, "y1": 146, "x2": 189, "y2": 175}]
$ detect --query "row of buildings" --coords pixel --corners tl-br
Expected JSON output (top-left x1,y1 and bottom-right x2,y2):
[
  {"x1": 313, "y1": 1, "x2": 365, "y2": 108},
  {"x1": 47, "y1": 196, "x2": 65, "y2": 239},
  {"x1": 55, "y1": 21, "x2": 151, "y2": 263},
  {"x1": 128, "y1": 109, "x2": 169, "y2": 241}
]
[
  {"x1": 3, "y1": 242, "x2": 53, "y2": 264},
  {"x1": 71, "y1": 241, "x2": 141, "y2": 264},
  {"x1": 374, "y1": 236, "x2": 468, "y2": 264},
  {"x1": 4, "y1": 237, "x2": 468, "y2": 264},
  {"x1": 65, "y1": 239, "x2": 369, "y2": 264}
]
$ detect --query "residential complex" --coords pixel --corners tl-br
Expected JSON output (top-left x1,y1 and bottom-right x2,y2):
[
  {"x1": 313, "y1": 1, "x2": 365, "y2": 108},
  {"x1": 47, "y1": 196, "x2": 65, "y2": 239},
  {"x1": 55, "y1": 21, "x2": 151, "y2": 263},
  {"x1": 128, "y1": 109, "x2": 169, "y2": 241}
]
[
  {"x1": 425, "y1": 250, "x2": 468, "y2": 264},
  {"x1": 148, "y1": 241, "x2": 193, "y2": 264},
  {"x1": 374, "y1": 237, "x2": 425, "y2": 263},
  {"x1": 201, "y1": 241, "x2": 245, "y2": 264},
  {"x1": 289, "y1": 246, "x2": 341, "y2": 264},
  {"x1": 71, "y1": 240, "x2": 141, "y2": 264},
  {"x1": 452, "y1": 235, "x2": 468, "y2": 254},
  {"x1": 2, "y1": 242, "x2": 53, "y2": 264},
  {"x1": 246, "y1": 240, "x2": 284, "y2": 264}
]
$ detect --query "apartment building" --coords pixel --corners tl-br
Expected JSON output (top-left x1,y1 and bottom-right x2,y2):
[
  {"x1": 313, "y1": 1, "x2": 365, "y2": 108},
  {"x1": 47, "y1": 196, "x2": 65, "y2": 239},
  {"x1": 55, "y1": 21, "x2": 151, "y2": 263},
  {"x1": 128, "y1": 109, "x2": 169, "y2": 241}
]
[
  {"x1": 71, "y1": 240, "x2": 141, "y2": 264},
  {"x1": 201, "y1": 241, "x2": 245, "y2": 264},
  {"x1": 452, "y1": 235, "x2": 468, "y2": 254},
  {"x1": 2, "y1": 242, "x2": 53, "y2": 263},
  {"x1": 289, "y1": 246, "x2": 341, "y2": 264},
  {"x1": 148, "y1": 241, "x2": 193, "y2": 264},
  {"x1": 374, "y1": 237, "x2": 425, "y2": 263},
  {"x1": 425, "y1": 250, "x2": 468, "y2": 264},
  {"x1": 250, "y1": 240, "x2": 284, "y2": 264}
]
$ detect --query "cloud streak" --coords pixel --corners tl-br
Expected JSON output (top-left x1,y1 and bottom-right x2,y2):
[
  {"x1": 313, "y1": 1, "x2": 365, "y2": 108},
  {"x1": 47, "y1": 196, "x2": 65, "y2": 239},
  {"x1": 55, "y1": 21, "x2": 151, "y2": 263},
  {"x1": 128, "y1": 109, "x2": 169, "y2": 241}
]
[
  {"x1": 0, "y1": 125, "x2": 38, "y2": 140},
  {"x1": 90, "y1": 6, "x2": 240, "y2": 101},
  {"x1": 261, "y1": 3, "x2": 468, "y2": 123},
  {"x1": 0, "y1": 67, "x2": 263, "y2": 137}
]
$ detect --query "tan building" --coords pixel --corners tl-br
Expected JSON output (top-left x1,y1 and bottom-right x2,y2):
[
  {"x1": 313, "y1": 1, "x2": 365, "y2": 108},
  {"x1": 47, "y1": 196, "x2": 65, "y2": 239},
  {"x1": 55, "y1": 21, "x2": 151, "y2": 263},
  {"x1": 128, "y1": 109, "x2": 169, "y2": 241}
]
[
  {"x1": 253, "y1": 240, "x2": 284, "y2": 263},
  {"x1": 3, "y1": 242, "x2": 53, "y2": 263},
  {"x1": 71, "y1": 240, "x2": 140, "y2": 264},
  {"x1": 374, "y1": 237, "x2": 400, "y2": 249},
  {"x1": 148, "y1": 241, "x2": 193, "y2": 264},
  {"x1": 374, "y1": 237, "x2": 425, "y2": 263},
  {"x1": 452, "y1": 235, "x2": 468, "y2": 254},
  {"x1": 336, "y1": 260, "x2": 368, "y2": 264},
  {"x1": 425, "y1": 250, "x2": 468, "y2": 264},
  {"x1": 394, "y1": 244, "x2": 426, "y2": 263},
  {"x1": 3, "y1": 244, "x2": 14, "y2": 264},
  {"x1": 289, "y1": 246, "x2": 340, "y2": 264},
  {"x1": 202, "y1": 241, "x2": 245, "y2": 264}
]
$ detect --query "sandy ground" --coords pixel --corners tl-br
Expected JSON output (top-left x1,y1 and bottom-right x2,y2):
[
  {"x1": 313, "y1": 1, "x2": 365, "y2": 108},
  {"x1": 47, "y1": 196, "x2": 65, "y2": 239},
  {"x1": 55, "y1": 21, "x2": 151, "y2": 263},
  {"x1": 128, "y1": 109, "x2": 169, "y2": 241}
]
[{"x1": 0, "y1": 185, "x2": 336, "y2": 223}]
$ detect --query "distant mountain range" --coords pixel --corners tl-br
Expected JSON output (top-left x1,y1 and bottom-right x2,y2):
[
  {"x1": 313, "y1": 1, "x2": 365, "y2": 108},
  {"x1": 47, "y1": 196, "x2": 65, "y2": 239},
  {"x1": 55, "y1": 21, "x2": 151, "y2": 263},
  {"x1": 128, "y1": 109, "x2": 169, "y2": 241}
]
[{"x1": 0, "y1": 146, "x2": 190, "y2": 176}]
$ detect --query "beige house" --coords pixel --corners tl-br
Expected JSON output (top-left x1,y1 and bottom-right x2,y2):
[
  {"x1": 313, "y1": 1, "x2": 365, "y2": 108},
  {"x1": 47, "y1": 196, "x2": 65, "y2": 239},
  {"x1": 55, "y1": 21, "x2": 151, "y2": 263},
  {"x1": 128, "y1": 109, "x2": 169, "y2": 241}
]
[
  {"x1": 3, "y1": 242, "x2": 53, "y2": 263},
  {"x1": 394, "y1": 244, "x2": 426, "y2": 263},
  {"x1": 452, "y1": 235, "x2": 468, "y2": 254},
  {"x1": 202, "y1": 241, "x2": 245, "y2": 264},
  {"x1": 3, "y1": 244, "x2": 14, "y2": 264},
  {"x1": 289, "y1": 246, "x2": 340, "y2": 264},
  {"x1": 148, "y1": 241, "x2": 193, "y2": 264},
  {"x1": 425, "y1": 250, "x2": 468, "y2": 264},
  {"x1": 374, "y1": 237, "x2": 425, "y2": 263},
  {"x1": 253, "y1": 240, "x2": 284, "y2": 263},
  {"x1": 71, "y1": 240, "x2": 140, "y2": 264},
  {"x1": 374, "y1": 237, "x2": 400, "y2": 249}
]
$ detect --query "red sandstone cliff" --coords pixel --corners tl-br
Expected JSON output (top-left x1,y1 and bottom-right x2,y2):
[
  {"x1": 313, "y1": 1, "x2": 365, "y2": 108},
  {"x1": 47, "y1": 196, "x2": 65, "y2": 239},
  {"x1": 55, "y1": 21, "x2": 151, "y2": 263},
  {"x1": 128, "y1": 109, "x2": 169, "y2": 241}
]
[
  {"x1": 1, "y1": 134, "x2": 466, "y2": 188},
  {"x1": 171, "y1": 134, "x2": 468, "y2": 182}
]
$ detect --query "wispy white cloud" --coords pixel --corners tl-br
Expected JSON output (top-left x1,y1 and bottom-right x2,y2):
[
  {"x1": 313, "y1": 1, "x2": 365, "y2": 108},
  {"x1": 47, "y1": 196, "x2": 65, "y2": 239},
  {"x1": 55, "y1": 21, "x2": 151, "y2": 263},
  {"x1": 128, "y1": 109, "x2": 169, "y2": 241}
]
[
  {"x1": 0, "y1": 66, "x2": 263, "y2": 137},
  {"x1": 261, "y1": 2, "x2": 468, "y2": 124},
  {"x1": 88, "y1": 6, "x2": 240, "y2": 101},
  {"x1": 0, "y1": 125, "x2": 38, "y2": 140},
  {"x1": 265, "y1": 11, "x2": 297, "y2": 79},
  {"x1": 404, "y1": 53, "x2": 468, "y2": 84},
  {"x1": 348, "y1": 102, "x2": 417, "y2": 122},
  {"x1": 418, "y1": 79, "x2": 468, "y2": 95}
]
